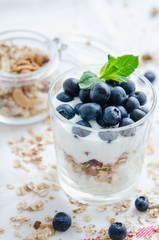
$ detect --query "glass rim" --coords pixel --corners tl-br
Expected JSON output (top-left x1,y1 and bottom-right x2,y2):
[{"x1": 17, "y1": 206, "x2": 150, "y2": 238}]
[
  {"x1": 0, "y1": 29, "x2": 58, "y2": 82},
  {"x1": 48, "y1": 64, "x2": 157, "y2": 133}
]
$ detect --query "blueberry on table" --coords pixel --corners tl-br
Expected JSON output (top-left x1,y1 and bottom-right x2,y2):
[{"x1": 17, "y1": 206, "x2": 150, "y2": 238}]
[
  {"x1": 74, "y1": 103, "x2": 83, "y2": 115},
  {"x1": 63, "y1": 78, "x2": 79, "y2": 96},
  {"x1": 56, "y1": 104, "x2": 75, "y2": 120},
  {"x1": 135, "y1": 196, "x2": 149, "y2": 212},
  {"x1": 116, "y1": 106, "x2": 128, "y2": 118},
  {"x1": 119, "y1": 117, "x2": 135, "y2": 137},
  {"x1": 53, "y1": 212, "x2": 71, "y2": 232},
  {"x1": 140, "y1": 106, "x2": 149, "y2": 114},
  {"x1": 99, "y1": 131, "x2": 118, "y2": 142},
  {"x1": 110, "y1": 86, "x2": 126, "y2": 105},
  {"x1": 103, "y1": 106, "x2": 121, "y2": 125},
  {"x1": 90, "y1": 82, "x2": 111, "y2": 105},
  {"x1": 130, "y1": 91, "x2": 147, "y2": 106},
  {"x1": 144, "y1": 71, "x2": 155, "y2": 83},
  {"x1": 56, "y1": 92, "x2": 74, "y2": 102},
  {"x1": 120, "y1": 80, "x2": 135, "y2": 94},
  {"x1": 79, "y1": 89, "x2": 92, "y2": 103},
  {"x1": 108, "y1": 222, "x2": 127, "y2": 240},
  {"x1": 123, "y1": 96, "x2": 140, "y2": 113},
  {"x1": 72, "y1": 120, "x2": 91, "y2": 137},
  {"x1": 130, "y1": 109, "x2": 146, "y2": 122},
  {"x1": 79, "y1": 103, "x2": 102, "y2": 121}
]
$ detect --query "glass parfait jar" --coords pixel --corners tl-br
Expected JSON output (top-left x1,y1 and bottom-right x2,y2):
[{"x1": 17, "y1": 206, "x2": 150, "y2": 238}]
[
  {"x1": 0, "y1": 30, "x2": 59, "y2": 125},
  {"x1": 49, "y1": 65, "x2": 156, "y2": 204}
]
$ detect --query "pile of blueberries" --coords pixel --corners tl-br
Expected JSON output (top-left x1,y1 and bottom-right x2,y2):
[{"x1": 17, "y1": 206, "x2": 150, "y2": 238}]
[
  {"x1": 52, "y1": 196, "x2": 149, "y2": 240},
  {"x1": 56, "y1": 73, "x2": 150, "y2": 141}
]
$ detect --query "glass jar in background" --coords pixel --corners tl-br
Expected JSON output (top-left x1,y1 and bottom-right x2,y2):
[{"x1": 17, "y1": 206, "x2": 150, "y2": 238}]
[
  {"x1": 0, "y1": 30, "x2": 59, "y2": 125},
  {"x1": 49, "y1": 65, "x2": 156, "y2": 204}
]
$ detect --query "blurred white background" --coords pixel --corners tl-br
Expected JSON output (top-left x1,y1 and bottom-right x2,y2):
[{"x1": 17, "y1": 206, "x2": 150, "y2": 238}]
[{"x1": 0, "y1": 0, "x2": 159, "y2": 55}]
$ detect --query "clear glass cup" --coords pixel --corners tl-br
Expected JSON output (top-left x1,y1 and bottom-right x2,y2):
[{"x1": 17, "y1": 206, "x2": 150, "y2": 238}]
[
  {"x1": 0, "y1": 29, "x2": 59, "y2": 125},
  {"x1": 49, "y1": 65, "x2": 156, "y2": 204}
]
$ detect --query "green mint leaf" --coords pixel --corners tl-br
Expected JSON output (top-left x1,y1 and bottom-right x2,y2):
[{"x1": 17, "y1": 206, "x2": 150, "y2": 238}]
[
  {"x1": 79, "y1": 71, "x2": 101, "y2": 90},
  {"x1": 100, "y1": 54, "x2": 139, "y2": 82}
]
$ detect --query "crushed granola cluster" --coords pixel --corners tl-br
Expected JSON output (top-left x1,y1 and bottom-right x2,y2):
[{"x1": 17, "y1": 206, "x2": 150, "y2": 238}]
[{"x1": 0, "y1": 42, "x2": 52, "y2": 119}]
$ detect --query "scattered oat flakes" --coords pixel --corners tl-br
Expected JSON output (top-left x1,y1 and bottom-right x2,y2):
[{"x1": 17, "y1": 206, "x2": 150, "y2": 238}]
[
  {"x1": 6, "y1": 184, "x2": 14, "y2": 189},
  {"x1": 147, "y1": 144, "x2": 154, "y2": 154},
  {"x1": 84, "y1": 214, "x2": 91, "y2": 222},
  {"x1": 97, "y1": 227, "x2": 108, "y2": 240},
  {"x1": 96, "y1": 205, "x2": 107, "y2": 212},
  {"x1": 72, "y1": 222, "x2": 83, "y2": 233},
  {"x1": 14, "y1": 231, "x2": 21, "y2": 238},
  {"x1": 44, "y1": 215, "x2": 53, "y2": 222},
  {"x1": 138, "y1": 216, "x2": 146, "y2": 225},
  {"x1": 0, "y1": 229, "x2": 4, "y2": 234},
  {"x1": 17, "y1": 200, "x2": 43, "y2": 212},
  {"x1": 85, "y1": 224, "x2": 97, "y2": 237},
  {"x1": 33, "y1": 221, "x2": 41, "y2": 230},
  {"x1": 51, "y1": 184, "x2": 60, "y2": 191}
]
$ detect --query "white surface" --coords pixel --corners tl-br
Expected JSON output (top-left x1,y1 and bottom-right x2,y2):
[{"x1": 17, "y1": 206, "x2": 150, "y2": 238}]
[{"x1": 1, "y1": 0, "x2": 159, "y2": 239}]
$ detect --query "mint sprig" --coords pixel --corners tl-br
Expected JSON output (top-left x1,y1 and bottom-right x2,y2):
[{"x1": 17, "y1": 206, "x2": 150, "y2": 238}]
[{"x1": 79, "y1": 54, "x2": 139, "y2": 89}]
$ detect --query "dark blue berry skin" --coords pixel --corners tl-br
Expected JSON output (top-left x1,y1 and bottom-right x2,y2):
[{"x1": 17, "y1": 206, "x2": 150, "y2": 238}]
[
  {"x1": 108, "y1": 222, "x2": 127, "y2": 240},
  {"x1": 116, "y1": 106, "x2": 128, "y2": 118},
  {"x1": 119, "y1": 117, "x2": 135, "y2": 137},
  {"x1": 56, "y1": 92, "x2": 74, "y2": 102},
  {"x1": 72, "y1": 120, "x2": 91, "y2": 137},
  {"x1": 135, "y1": 196, "x2": 149, "y2": 212},
  {"x1": 140, "y1": 106, "x2": 149, "y2": 114},
  {"x1": 96, "y1": 114, "x2": 109, "y2": 128},
  {"x1": 79, "y1": 103, "x2": 102, "y2": 121},
  {"x1": 121, "y1": 80, "x2": 135, "y2": 94},
  {"x1": 74, "y1": 103, "x2": 83, "y2": 115},
  {"x1": 111, "y1": 86, "x2": 127, "y2": 105},
  {"x1": 107, "y1": 80, "x2": 121, "y2": 87},
  {"x1": 99, "y1": 131, "x2": 118, "y2": 142},
  {"x1": 130, "y1": 109, "x2": 146, "y2": 122},
  {"x1": 90, "y1": 82, "x2": 111, "y2": 105},
  {"x1": 103, "y1": 106, "x2": 121, "y2": 126},
  {"x1": 123, "y1": 96, "x2": 140, "y2": 113},
  {"x1": 63, "y1": 78, "x2": 79, "y2": 96},
  {"x1": 56, "y1": 104, "x2": 75, "y2": 120},
  {"x1": 119, "y1": 117, "x2": 134, "y2": 127},
  {"x1": 53, "y1": 212, "x2": 71, "y2": 232},
  {"x1": 79, "y1": 89, "x2": 92, "y2": 103},
  {"x1": 144, "y1": 71, "x2": 155, "y2": 83},
  {"x1": 130, "y1": 91, "x2": 147, "y2": 106}
]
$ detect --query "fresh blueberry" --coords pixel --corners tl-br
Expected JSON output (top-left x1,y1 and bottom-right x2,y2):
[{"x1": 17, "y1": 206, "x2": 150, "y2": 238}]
[
  {"x1": 107, "y1": 80, "x2": 121, "y2": 87},
  {"x1": 144, "y1": 71, "x2": 155, "y2": 83},
  {"x1": 111, "y1": 86, "x2": 126, "y2": 105},
  {"x1": 90, "y1": 82, "x2": 111, "y2": 105},
  {"x1": 135, "y1": 196, "x2": 149, "y2": 212},
  {"x1": 140, "y1": 106, "x2": 149, "y2": 114},
  {"x1": 63, "y1": 78, "x2": 79, "y2": 96},
  {"x1": 99, "y1": 131, "x2": 118, "y2": 142},
  {"x1": 123, "y1": 96, "x2": 140, "y2": 113},
  {"x1": 130, "y1": 109, "x2": 146, "y2": 122},
  {"x1": 103, "y1": 106, "x2": 121, "y2": 125},
  {"x1": 96, "y1": 114, "x2": 109, "y2": 128},
  {"x1": 53, "y1": 212, "x2": 71, "y2": 232},
  {"x1": 116, "y1": 106, "x2": 128, "y2": 118},
  {"x1": 56, "y1": 104, "x2": 75, "y2": 120},
  {"x1": 108, "y1": 222, "x2": 127, "y2": 240},
  {"x1": 130, "y1": 91, "x2": 147, "y2": 106},
  {"x1": 56, "y1": 92, "x2": 74, "y2": 102},
  {"x1": 119, "y1": 117, "x2": 135, "y2": 137},
  {"x1": 79, "y1": 89, "x2": 92, "y2": 103},
  {"x1": 72, "y1": 120, "x2": 91, "y2": 137},
  {"x1": 74, "y1": 103, "x2": 83, "y2": 115},
  {"x1": 79, "y1": 103, "x2": 102, "y2": 121},
  {"x1": 121, "y1": 80, "x2": 135, "y2": 94}
]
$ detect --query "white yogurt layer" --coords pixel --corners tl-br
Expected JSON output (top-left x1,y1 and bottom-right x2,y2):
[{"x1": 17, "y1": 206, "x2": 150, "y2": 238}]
[{"x1": 52, "y1": 92, "x2": 151, "y2": 166}]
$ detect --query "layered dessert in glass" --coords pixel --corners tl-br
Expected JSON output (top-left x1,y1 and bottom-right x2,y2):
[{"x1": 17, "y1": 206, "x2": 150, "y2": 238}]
[{"x1": 49, "y1": 55, "x2": 156, "y2": 203}]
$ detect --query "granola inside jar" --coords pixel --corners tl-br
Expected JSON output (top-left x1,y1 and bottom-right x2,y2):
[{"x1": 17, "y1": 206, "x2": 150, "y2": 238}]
[{"x1": 0, "y1": 30, "x2": 58, "y2": 125}]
